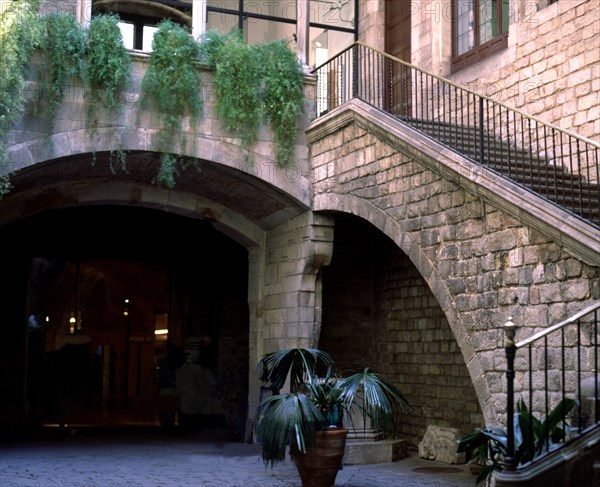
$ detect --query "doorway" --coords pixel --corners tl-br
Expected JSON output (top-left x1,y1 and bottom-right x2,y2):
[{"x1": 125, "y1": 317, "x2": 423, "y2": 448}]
[{"x1": 5, "y1": 205, "x2": 250, "y2": 438}]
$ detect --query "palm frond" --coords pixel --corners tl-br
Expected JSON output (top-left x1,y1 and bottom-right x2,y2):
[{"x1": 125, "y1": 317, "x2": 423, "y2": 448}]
[
  {"x1": 337, "y1": 368, "x2": 409, "y2": 438},
  {"x1": 255, "y1": 392, "x2": 326, "y2": 467},
  {"x1": 258, "y1": 348, "x2": 335, "y2": 392}
]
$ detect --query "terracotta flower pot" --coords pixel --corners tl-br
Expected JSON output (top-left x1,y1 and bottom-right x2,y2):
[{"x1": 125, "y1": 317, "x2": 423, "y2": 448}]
[{"x1": 292, "y1": 427, "x2": 349, "y2": 487}]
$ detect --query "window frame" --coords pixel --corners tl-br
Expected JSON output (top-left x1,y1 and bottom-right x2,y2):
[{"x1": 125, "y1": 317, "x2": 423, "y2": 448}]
[
  {"x1": 205, "y1": 1, "x2": 357, "y2": 35},
  {"x1": 451, "y1": 0, "x2": 509, "y2": 72}
]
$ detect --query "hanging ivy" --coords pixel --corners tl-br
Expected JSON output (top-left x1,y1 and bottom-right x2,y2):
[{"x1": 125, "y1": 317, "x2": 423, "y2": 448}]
[
  {"x1": 86, "y1": 14, "x2": 131, "y2": 109},
  {"x1": 0, "y1": 0, "x2": 44, "y2": 198},
  {"x1": 1, "y1": 11, "x2": 306, "y2": 198},
  {"x1": 208, "y1": 30, "x2": 262, "y2": 147},
  {"x1": 204, "y1": 29, "x2": 305, "y2": 166},
  {"x1": 41, "y1": 12, "x2": 87, "y2": 119},
  {"x1": 140, "y1": 19, "x2": 202, "y2": 188},
  {"x1": 260, "y1": 39, "x2": 305, "y2": 166}
]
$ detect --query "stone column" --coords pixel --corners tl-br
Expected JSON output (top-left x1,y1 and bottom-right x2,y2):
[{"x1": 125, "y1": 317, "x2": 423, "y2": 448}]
[
  {"x1": 244, "y1": 211, "x2": 334, "y2": 442},
  {"x1": 262, "y1": 211, "x2": 335, "y2": 353}
]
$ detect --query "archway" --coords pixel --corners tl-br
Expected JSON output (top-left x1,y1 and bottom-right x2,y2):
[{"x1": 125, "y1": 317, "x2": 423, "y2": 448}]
[
  {"x1": 318, "y1": 212, "x2": 484, "y2": 446},
  {"x1": 2, "y1": 204, "x2": 250, "y2": 438}
]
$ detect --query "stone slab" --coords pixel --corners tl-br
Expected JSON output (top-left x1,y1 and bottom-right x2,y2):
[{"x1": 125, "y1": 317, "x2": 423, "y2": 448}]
[{"x1": 343, "y1": 438, "x2": 408, "y2": 465}]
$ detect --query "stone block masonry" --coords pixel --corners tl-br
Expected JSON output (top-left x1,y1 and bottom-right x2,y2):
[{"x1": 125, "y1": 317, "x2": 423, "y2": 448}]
[{"x1": 308, "y1": 104, "x2": 599, "y2": 432}]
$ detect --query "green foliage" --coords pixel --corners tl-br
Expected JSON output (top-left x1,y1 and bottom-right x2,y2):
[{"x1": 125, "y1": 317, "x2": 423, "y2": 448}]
[
  {"x1": 140, "y1": 20, "x2": 201, "y2": 188},
  {"x1": 141, "y1": 19, "x2": 201, "y2": 122},
  {"x1": 256, "y1": 392, "x2": 325, "y2": 467},
  {"x1": 86, "y1": 14, "x2": 131, "y2": 108},
  {"x1": 255, "y1": 348, "x2": 409, "y2": 467},
  {"x1": 260, "y1": 40, "x2": 305, "y2": 166},
  {"x1": 210, "y1": 30, "x2": 262, "y2": 146},
  {"x1": 205, "y1": 30, "x2": 305, "y2": 166},
  {"x1": 41, "y1": 12, "x2": 86, "y2": 118},
  {"x1": 457, "y1": 397, "x2": 578, "y2": 485},
  {"x1": 0, "y1": 0, "x2": 44, "y2": 198}
]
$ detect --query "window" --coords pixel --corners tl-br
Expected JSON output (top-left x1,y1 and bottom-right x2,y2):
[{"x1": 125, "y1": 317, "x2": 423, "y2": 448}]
[
  {"x1": 92, "y1": 0, "x2": 192, "y2": 51},
  {"x1": 308, "y1": 0, "x2": 356, "y2": 68},
  {"x1": 205, "y1": 1, "x2": 357, "y2": 66},
  {"x1": 206, "y1": 1, "x2": 297, "y2": 44},
  {"x1": 452, "y1": 0, "x2": 509, "y2": 71}
]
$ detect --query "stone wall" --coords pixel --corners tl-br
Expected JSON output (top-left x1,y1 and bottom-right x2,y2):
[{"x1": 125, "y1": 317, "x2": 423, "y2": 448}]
[
  {"x1": 309, "y1": 109, "x2": 600, "y2": 427},
  {"x1": 357, "y1": 0, "x2": 599, "y2": 142},
  {"x1": 320, "y1": 214, "x2": 483, "y2": 446},
  {"x1": 448, "y1": 0, "x2": 599, "y2": 142},
  {"x1": 372, "y1": 236, "x2": 484, "y2": 445}
]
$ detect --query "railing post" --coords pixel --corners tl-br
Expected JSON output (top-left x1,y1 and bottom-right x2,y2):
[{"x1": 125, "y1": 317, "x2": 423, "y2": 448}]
[
  {"x1": 504, "y1": 317, "x2": 517, "y2": 471},
  {"x1": 352, "y1": 44, "x2": 359, "y2": 100},
  {"x1": 478, "y1": 96, "x2": 485, "y2": 164}
]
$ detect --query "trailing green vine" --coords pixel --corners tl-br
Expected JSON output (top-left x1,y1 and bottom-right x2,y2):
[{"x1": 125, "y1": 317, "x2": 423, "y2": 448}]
[
  {"x1": 140, "y1": 19, "x2": 201, "y2": 188},
  {"x1": 86, "y1": 14, "x2": 131, "y2": 109},
  {"x1": 41, "y1": 12, "x2": 86, "y2": 120},
  {"x1": 0, "y1": 0, "x2": 44, "y2": 198},
  {"x1": 85, "y1": 14, "x2": 131, "y2": 173},
  {"x1": 204, "y1": 29, "x2": 305, "y2": 166},
  {"x1": 260, "y1": 40, "x2": 305, "y2": 166},
  {"x1": 1, "y1": 10, "x2": 305, "y2": 198},
  {"x1": 208, "y1": 30, "x2": 262, "y2": 147}
]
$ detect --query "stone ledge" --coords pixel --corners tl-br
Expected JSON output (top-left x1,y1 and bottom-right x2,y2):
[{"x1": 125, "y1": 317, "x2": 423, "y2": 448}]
[{"x1": 343, "y1": 438, "x2": 408, "y2": 465}]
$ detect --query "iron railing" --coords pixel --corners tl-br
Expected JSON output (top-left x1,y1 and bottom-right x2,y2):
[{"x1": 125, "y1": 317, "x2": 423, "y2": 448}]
[
  {"x1": 312, "y1": 42, "x2": 600, "y2": 227},
  {"x1": 503, "y1": 302, "x2": 600, "y2": 471}
]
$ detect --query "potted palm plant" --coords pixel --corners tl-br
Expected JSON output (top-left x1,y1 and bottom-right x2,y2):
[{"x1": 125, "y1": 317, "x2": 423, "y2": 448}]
[{"x1": 254, "y1": 348, "x2": 409, "y2": 487}]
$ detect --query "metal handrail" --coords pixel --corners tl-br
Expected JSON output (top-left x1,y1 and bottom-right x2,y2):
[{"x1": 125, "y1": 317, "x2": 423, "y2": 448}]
[
  {"x1": 517, "y1": 301, "x2": 600, "y2": 348},
  {"x1": 312, "y1": 42, "x2": 600, "y2": 227},
  {"x1": 312, "y1": 41, "x2": 600, "y2": 150},
  {"x1": 503, "y1": 303, "x2": 600, "y2": 472}
]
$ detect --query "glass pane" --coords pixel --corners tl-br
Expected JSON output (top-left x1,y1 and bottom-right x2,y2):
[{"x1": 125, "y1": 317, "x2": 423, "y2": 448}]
[
  {"x1": 308, "y1": 27, "x2": 353, "y2": 67},
  {"x1": 142, "y1": 25, "x2": 158, "y2": 52},
  {"x1": 245, "y1": 17, "x2": 296, "y2": 45},
  {"x1": 309, "y1": 0, "x2": 354, "y2": 29},
  {"x1": 118, "y1": 22, "x2": 135, "y2": 50},
  {"x1": 502, "y1": 0, "x2": 509, "y2": 33},
  {"x1": 244, "y1": 1, "x2": 296, "y2": 21},
  {"x1": 479, "y1": 0, "x2": 496, "y2": 44},
  {"x1": 455, "y1": 0, "x2": 474, "y2": 56},
  {"x1": 207, "y1": 0, "x2": 240, "y2": 11},
  {"x1": 206, "y1": 11, "x2": 239, "y2": 34}
]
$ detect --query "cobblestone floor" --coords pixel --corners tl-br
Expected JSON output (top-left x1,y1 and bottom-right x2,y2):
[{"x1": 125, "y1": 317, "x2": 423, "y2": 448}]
[{"x1": 0, "y1": 431, "x2": 476, "y2": 487}]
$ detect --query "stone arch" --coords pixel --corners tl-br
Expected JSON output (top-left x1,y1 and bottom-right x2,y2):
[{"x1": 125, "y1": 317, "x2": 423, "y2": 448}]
[
  {"x1": 4, "y1": 126, "x2": 311, "y2": 210},
  {"x1": 314, "y1": 192, "x2": 495, "y2": 425}
]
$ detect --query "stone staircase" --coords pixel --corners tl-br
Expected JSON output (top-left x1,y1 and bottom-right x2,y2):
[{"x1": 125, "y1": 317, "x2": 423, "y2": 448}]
[{"x1": 396, "y1": 117, "x2": 600, "y2": 227}]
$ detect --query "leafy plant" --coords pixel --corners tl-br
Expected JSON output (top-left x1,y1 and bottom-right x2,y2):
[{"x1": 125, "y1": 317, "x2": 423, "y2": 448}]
[
  {"x1": 0, "y1": 0, "x2": 44, "y2": 197},
  {"x1": 86, "y1": 14, "x2": 130, "y2": 109},
  {"x1": 457, "y1": 397, "x2": 577, "y2": 485},
  {"x1": 41, "y1": 12, "x2": 86, "y2": 119},
  {"x1": 254, "y1": 348, "x2": 409, "y2": 468},
  {"x1": 140, "y1": 19, "x2": 202, "y2": 188},
  {"x1": 209, "y1": 30, "x2": 262, "y2": 147},
  {"x1": 260, "y1": 39, "x2": 305, "y2": 166},
  {"x1": 205, "y1": 30, "x2": 305, "y2": 166}
]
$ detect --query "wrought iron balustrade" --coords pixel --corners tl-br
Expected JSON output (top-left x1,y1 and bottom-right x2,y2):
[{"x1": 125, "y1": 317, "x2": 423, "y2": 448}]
[
  {"x1": 503, "y1": 302, "x2": 600, "y2": 472},
  {"x1": 312, "y1": 42, "x2": 600, "y2": 227}
]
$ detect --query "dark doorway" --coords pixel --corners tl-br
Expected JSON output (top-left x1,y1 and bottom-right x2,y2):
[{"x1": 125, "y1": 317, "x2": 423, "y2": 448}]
[{"x1": 1, "y1": 205, "x2": 249, "y2": 439}]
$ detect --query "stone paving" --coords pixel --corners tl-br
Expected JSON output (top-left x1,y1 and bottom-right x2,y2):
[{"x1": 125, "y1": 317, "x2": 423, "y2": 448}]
[{"x1": 0, "y1": 431, "x2": 476, "y2": 487}]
